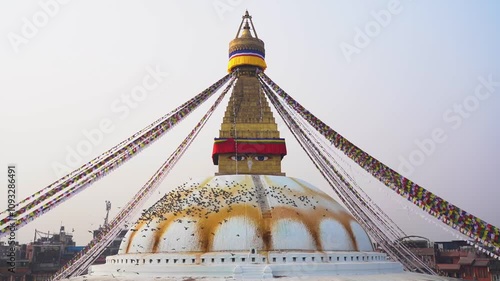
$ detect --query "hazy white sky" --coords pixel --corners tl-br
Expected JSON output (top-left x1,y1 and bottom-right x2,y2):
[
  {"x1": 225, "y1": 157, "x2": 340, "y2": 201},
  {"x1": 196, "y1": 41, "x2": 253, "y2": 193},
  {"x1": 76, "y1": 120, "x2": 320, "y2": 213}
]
[{"x1": 0, "y1": 1, "x2": 499, "y2": 245}]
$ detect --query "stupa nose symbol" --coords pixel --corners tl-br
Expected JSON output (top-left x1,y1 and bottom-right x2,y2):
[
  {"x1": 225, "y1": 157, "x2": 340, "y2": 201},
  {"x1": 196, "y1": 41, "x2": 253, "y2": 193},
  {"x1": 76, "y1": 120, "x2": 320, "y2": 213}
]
[{"x1": 247, "y1": 158, "x2": 253, "y2": 171}]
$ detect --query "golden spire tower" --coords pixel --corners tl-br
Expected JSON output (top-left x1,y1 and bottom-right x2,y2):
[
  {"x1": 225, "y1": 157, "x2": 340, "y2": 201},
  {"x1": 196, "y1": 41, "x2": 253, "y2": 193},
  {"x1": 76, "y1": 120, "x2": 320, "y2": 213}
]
[{"x1": 212, "y1": 11, "x2": 286, "y2": 175}]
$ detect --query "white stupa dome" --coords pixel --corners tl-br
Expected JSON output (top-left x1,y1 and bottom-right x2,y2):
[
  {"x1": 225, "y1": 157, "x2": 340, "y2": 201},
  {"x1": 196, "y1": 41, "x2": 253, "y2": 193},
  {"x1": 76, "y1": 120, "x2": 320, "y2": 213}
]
[{"x1": 120, "y1": 175, "x2": 373, "y2": 255}]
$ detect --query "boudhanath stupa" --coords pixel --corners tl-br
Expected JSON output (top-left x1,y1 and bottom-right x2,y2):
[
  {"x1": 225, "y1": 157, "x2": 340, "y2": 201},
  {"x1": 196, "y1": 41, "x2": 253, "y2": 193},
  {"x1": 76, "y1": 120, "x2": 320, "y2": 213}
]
[{"x1": 68, "y1": 11, "x2": 454, "y2": 281}]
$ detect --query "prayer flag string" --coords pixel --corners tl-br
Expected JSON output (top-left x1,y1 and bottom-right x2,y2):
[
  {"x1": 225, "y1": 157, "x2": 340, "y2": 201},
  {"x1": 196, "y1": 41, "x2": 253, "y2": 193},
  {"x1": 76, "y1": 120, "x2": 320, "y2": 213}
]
[
  {"x1": 0, "y1": 73, "x2": 234, "y2": 235},
  {"x1": 259, "y1": 72, "x2": 500, "y2": 252}
]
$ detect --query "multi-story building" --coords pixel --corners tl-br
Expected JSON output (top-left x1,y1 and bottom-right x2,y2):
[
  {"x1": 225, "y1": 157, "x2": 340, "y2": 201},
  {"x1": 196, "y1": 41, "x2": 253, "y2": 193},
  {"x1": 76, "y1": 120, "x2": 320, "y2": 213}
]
[
  {"x1": 0, "y1": 242, "x2": 30, "y2": 281},
  {"x1": 434, "y1": 240, "x2": 495, "y2": 280},
  {"x1": 0, "y1": 224, "x2": 128, "y2": 281}
]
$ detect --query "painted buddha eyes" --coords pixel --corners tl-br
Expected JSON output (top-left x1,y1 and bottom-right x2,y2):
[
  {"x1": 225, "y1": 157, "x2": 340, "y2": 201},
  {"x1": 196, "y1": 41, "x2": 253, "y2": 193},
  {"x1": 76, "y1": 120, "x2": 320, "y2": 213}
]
[
  {"x1": 229, "y1": 155, "x2": 270, "y2": 161},
  {"x1": 254, "y1": 155, "x2": 269, "y2": 161},
  {"x1": 230, "y1": 155, "x2": 246, "y2": 161}
]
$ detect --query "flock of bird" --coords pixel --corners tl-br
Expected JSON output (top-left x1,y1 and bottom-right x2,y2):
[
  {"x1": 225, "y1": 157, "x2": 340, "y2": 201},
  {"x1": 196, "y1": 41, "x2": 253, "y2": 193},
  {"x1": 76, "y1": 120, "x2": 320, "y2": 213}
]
[
  {"x1": 136, "y1": 177, "x2": 328, "y2": 225},
  {"x1": 120, "y1": 176, "x2": 338, "y2": 253}
]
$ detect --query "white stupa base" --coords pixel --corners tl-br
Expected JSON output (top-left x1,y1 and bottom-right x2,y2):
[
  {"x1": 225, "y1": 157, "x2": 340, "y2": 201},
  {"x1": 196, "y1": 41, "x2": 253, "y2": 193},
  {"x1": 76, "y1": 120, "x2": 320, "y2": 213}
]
[
  {"x1": 68, "y1": 272, "x2": 454, "y2": 281},
  {"x1": 90, "y1": 261, "x2": 403, "y2": 279},
  {"x1": 86, "y1": 251, "x2": 406, "y2": 279}
]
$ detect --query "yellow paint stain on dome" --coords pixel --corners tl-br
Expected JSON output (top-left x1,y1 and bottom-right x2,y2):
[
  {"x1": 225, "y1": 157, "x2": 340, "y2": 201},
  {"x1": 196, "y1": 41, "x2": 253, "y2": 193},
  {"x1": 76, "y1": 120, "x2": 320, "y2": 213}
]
[
  {"x1": 122, "y1": 175, "x2": 371, "y2": 255},
  {"x1": 129, "y1": 203, "x2": 358, "y2": 253},
  {"x1": 151, "y1": 213, "x2": 180, "y2": 252},
  {"x1": 197, "y1": 204, "x2": 262, "y2": 252},
  {"x1": 269, "y1": 206, "x2": 358, "y2": 251}
]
